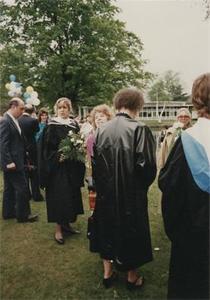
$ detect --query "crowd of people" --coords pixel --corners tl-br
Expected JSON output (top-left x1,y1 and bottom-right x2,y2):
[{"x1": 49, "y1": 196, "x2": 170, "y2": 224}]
[{"x1": 0, "y1": 73, "x2": 209, "y2": 299}]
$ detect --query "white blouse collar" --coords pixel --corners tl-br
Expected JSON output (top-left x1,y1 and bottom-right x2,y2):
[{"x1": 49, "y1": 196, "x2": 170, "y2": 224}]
[{"x1": 52, "y1": 116, "x2": 72, "y2": 125}]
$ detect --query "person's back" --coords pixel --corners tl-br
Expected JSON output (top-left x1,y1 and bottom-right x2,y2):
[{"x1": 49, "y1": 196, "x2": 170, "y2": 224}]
[
  {"x1": 19, "y1": 114, "x2": 38, "y2": 143},
  {"x1": 19, "y1": 104, "x2": 43, "y2": 202},
  {"x1": 90, "y1": 88, "x2": 156, "y2": 290},
  {"x1": 158, "y1": 73, "x2": 210, "y2": 300},
  {"x1": 19, "y1": 106, "x2": 39, "y2": 163},
  {"x1": 95, "y1": 115, "x2": 150, "y2": 197}
]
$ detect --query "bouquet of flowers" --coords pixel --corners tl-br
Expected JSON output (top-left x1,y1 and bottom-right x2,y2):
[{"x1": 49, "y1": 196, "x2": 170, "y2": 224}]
[
  {"x1": 172, "y1": 121, "x2": 184, "y2": 140},
  {"x1": 58, "y1": 130, "x2": 86, "y2": 163},
  {"x1": 173, "y1": 121, "x2": 184, "y2": 130}
]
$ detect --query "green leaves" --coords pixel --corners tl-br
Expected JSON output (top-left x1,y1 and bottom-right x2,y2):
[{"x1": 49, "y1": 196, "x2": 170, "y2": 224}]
[
  {"x1": 58, "y1": 130, "x2": 86, "y2": 163},
  {"x1": 0, "y1": 0, "x2": 152, "y2": 108},
  {"x1": 148, "y1": 71, "x2": 188, "y2": 102}
]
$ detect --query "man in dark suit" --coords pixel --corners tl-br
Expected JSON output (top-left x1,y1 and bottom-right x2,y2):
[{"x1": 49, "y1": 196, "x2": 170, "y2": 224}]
[
  {"x1": 0, "y1": 98, "x2": 38, "y2": 222},
  {"x1": 19, "y1": 104, "x2": 44, "y2": 201}
]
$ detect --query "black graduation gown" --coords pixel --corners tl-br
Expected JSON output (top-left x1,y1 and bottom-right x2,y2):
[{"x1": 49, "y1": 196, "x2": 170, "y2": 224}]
[
  {"x1": 42, "y1": 119, "x2": 85, "y2": 223},
  {"x1": 158, "y1": 138, "x2": 209, "y2": 300},
  {"x1": 92, "y1": 113, "x2": 157, "y2": 271}
]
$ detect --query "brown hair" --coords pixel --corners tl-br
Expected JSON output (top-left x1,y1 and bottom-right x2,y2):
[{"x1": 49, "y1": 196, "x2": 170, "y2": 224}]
[
  {"x1": 38, "y1": 107, "x2": 49, "y2": 122},
  {"x1": 191, "y1": 73, "x2": 210, "y2": 116},
  {"x1": 90, "y1": 104, "x2": 113, "y2": 129},
  {"x1": 113, "y1": 88, "x2": 144, "y2": 112},
  {"x1": 24, "y1": 104, "x2": 35, "y2": 114},
  {"x1": 54, "y1": 97, "x2": 72, "y2": 116}
]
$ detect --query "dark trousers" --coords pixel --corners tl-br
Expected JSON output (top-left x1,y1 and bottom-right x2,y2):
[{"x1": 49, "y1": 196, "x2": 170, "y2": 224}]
[
  {"x1": 2, "y1": 170, "x2": 31, "y2": 221},
  {"x1": 26, "y1": 168, "x2": 43, "y2": 201}
]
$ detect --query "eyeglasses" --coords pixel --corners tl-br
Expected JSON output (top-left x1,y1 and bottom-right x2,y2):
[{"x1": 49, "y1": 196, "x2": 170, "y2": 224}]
[{"x1": 178, "y1": 115, "x2": 190, "y2": 118}]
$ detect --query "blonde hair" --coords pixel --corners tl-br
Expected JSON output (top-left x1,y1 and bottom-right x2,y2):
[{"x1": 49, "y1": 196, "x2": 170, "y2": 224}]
[
  {"x1": 90, "y1": 104, "x2": 113, "y2": 129},
  {"x1": 192, "y1": 73, "x2": 210, "y2": 117},
  {"x1": 54, "y1": 97, "x2": 72, "y2": 116}
]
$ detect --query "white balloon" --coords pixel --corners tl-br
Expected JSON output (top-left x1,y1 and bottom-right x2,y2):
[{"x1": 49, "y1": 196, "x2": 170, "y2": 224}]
[
  {"x1": 32, "y1": 98, "x2": 40, "y2": 106},
  {"x1": 31, "y1": 95, "x2": 37, "y2": 100},
  {"x1": 15, "y1": 87, "x2": 22, "y2": 95},
  {"x1": 10, "y1": 82, "x2": 16, "y2": 90},
  {"x1": 8, "y1": 91, "x2": 15, "y2": 97},
  {"x1": 31, "y1": 91, "x2": 38, "y2": 98},
  {"x1": 26, "y1": 97, "x2": 33, "y2": 104}
]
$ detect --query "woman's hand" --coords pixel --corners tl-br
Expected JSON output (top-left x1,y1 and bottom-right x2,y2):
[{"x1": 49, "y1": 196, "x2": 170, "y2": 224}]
[{"x1": 6, "y1": 162, "x2": 16, "y2": 170}]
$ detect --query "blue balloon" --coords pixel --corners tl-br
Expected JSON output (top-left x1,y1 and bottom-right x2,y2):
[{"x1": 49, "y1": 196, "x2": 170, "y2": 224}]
[
  {"x1": 23, "y1": 92, "x2": 30, "y2": 99},
  {"x1": 9, "y1": 74, "x2": 16, "y2": 82}
]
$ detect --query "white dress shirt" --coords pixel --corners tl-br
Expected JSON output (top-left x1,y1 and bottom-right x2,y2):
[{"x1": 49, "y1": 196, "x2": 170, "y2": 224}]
[{"x1": 6, "y1": 112, "x2": 22, "y2": 135}]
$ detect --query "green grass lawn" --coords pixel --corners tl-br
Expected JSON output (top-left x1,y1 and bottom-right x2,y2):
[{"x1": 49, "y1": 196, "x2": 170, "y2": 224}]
[{"x1": 0, "y1": 173, "x2": 170, "y2": 300}]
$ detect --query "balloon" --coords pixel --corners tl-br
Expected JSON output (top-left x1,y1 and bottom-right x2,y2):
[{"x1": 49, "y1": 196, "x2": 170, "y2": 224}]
[
  {"x1": 8, "y1": 91, "x2": 15, "y2": 97},
  {"x1": 26, "y1": 97, "x2": 33, "y2": 104},
  {"x1": 9, "y1": 74, "x2": 16, "y2": 82},
  {"x1": 23, "y1": 92, "x2": 30, "y2": 99},
  {"x1": 15, "y1": 82, "x2": 21, "y2": 88},
  {"x1": 5, "y1": 83, "x2": 11, "y2": 90},
  {"x1": 10, "y1": 82, "x2": 16, "y2": 90},
  {"x1": 31, "y1": 91, "x2": 38, "y2": 99},
  {"x1": 26, "y1": 86, "x2": 34, "y2": 93},
  {"x1": 32, "y1": 98, "x2": 40, "y2": 106},
  {"x1": 15, "y1": 87, "x2": 22, "y2": 95}
]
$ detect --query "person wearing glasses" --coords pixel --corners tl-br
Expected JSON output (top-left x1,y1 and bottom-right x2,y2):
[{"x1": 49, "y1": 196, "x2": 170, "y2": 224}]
[{"x1": 158, "y1": 107, "x2": 191, "y2": 169}]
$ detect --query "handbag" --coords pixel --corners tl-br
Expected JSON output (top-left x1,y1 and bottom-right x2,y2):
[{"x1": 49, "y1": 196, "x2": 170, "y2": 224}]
[
  {"x1": 88, "y1": 190, "x2": 96, "y2": 210},
  {"x1": 87, "y1": 213, "x2": 99, "y2": 252},
  {"x1": 86, "y1": 176, "x2": 96, "y2": 210}
]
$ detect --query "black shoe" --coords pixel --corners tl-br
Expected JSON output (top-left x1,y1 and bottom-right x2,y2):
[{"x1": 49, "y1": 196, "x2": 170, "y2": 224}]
[
  {"x1": 54, "y1": 235, "x2": 65, "y2": 245},
  {"x1": 3, "y1": 214, "x2": 16, "y2": 219},
  {"x1": 126, "y1": 276, "x2": 145, "y2": 291},
  {"x1": 103, "y1": 272, "x2": 118, "y2": 288},
  {"x1": 61, "y1": 224, "x2": 80, "y2": 234},
  {"x1": 17, "y1": 214, "x2": 39, "y2": 223}
]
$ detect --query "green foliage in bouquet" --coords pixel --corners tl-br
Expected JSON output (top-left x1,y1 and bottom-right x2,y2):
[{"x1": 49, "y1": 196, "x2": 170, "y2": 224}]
[{"x1": 58, "y1": 130, "x2": 86, "y2": 163}]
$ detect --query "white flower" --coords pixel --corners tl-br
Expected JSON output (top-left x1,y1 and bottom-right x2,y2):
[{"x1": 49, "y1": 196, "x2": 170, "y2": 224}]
[
  {"x1": 77, "y1": 140, "x2": 83, "y2": 144},
  {"x1": 173, "y1": 121, "x2": 184, "y2": 129},
  {"x1": 68, "y1": 130, "x2": 73, "y2": 136},
  {"x1": 70, "y1": 138, "x2": 75, "y2": 142}
]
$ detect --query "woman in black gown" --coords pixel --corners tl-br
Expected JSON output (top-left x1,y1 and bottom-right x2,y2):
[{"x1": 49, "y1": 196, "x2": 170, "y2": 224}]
[
  {"x1": 158, "y1": 73, "x2": 210, "y2": 299},
  {"x1": 42, "y1": 97, "x2": 85, "y2": 244},
  {"x1": 90, "y1": 88, "x2": 156, "y2": 289}
]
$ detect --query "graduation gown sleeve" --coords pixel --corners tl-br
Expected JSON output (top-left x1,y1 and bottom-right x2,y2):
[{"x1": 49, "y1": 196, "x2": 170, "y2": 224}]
[
  {"x1": 158, "y1": 138, "x2": 190, "y2": 241},
  {"x1": 135, "y1": 125, "x2": 157, "y2": 189}
]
